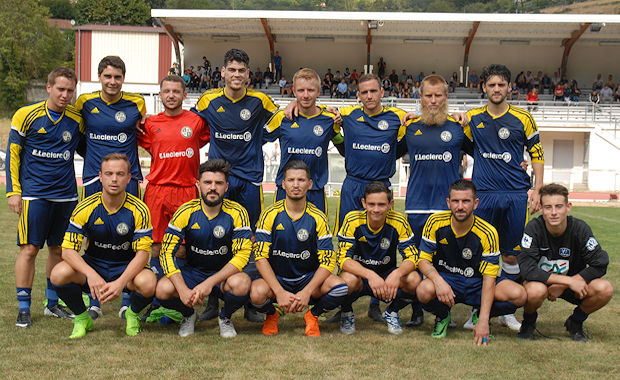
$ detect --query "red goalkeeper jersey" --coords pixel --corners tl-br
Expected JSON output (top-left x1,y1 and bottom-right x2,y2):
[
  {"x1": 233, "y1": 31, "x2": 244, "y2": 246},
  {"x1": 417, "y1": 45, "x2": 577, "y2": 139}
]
[{"x1": 139, "y1": 110, "x2": 210, "y2": 186}]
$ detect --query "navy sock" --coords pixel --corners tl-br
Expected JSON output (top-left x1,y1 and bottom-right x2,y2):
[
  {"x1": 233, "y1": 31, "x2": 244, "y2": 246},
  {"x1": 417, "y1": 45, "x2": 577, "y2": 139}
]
[
  {"x1": 571, "y1": 306, "x2": 589, "y2": 323},
  {"x1": 251, "y1": 299, "x2": 275, "y2": 315},
  {"x1": 523, "y1": 310, "x2": 538, "y2": 324},
  {"x1": 421, "y1": 298, "x2": 450, "y2": 320},
  {"x1": 490, "y1": 301, "x2": 519, "y2": 318},
  {"x1": 55, "y1": 283, "x2": 87, "y2": 315},
  {"x1": 89, "y1": 294, "x2": 100, "y2": 308},
  {"x1": 159, "y1": 298, "x2": 194, "y2": 317},
  {"x1": 46, "y1": 278, "x2": 59, "y2": 308},
  {"x1": 386, "y1": 290, "x2": 416, "y2": 313},
  {"x1": 221, "y1": 292, "x2": 249, "y2": 319},
  {"x1": 121, "y1": 292, "x2": 131, "y2": 307},
  {"x1": 411, "y1": 296, "x2": 423, "y2": 316},
  {"x1": 369, "y1": 296, "x2": 380, "y2": 306},
  {"x1": 16, "y1": 287, "x2": 32, "y2": 312},
  {"x1": 312, "y1": 283, "x2": 348, "y2": 316},
  {"x1": 341, "y1": 290, "x2": 361, "y2": 313},
  {"x1": 129, "y1": 291, "x2": 152, "y2": 314}
]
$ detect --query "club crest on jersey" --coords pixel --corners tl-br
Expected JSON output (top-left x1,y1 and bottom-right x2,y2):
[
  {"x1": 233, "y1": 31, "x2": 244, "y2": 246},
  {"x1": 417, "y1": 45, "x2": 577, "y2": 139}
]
[
  {"x1": 116, "y1": 223, "x2": 129, "y2": 236},
  {"x1": 377, "y1": 120, "x2": 389, "y2": 130},
  {"x1": 313, "y1": 125, "x2": 324, "y2": 136},
  {"x1": 297, "y1": 229, "x2": 309, "y2": 242},
  {"x1": 380, "y1": 143, "x2": 391, "y2": 154},
  {"x1": 380, "y1": 238, "x2": 390, "y2": 250},
  {"x1": 462, "y1": 248, "x2": 472, "y2": 259},
  {"x1": 115, "y1": 111, "x2": 127, "y2": 123},
  {"x1": 243, "y1": 131, "x2": 252, "y2": 142},
  {"x1": 301, "y1": 250, "x2": 311, "y2": 260},
  {"x1": 315, "y1": 146, "x2": 323, "y2": 157},
  {"x1": 240, "y1": 109, "x2": 251, "y2": 121},
  {"x1": 440, "y1": 131, "x2": 452, "y2": 142},
  {"x1": 521, "y1": 233, "x2": 532, "y2": 249},
  {"x1": 442, "y1": 151, "x2": 452, "y2": 162},
  {"x1": 498, "y1": 127, "x2": 510, "y2": 139},
  {"x1": 62, "y1": 130, "x2": 72, "y2": 142},
  {"x1": 464, "y1": 267, "x2": 474, "y2": 277},
  {"x1": 181, "y1": 126, "x2": 193, "y2": 138},
  {"x1": 213, "y1": 225, "x2": 225, "y2": 238},
  {"x1": 559, "y1": 247, "x2": 571, "y2": 257},
  {"x1": 586, "y1": 237, "x2": 598, "y2": 251}
]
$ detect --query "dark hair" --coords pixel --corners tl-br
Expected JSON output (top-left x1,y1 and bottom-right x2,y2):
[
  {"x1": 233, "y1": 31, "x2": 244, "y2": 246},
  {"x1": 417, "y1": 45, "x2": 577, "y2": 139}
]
[
  {"x1": 363, "y1": 181, "x2": 392, "y2": 202},
  {"x1": 160, "y1": 74, "x2": 186, "y2": 91},
  {"x1": 224, "y1": 49, "x2": 249, "y2": 67},
  {"x1": 98, "y1": 56, "x2": 126, "y2": 75},
  {"x1": 101, "y1": 153, "x2": 130, "y2": 171},
  {"x1": 539, "y1": 183, "x2": 569, "y2": 204},
  {"x1": 480, "y1": 64, "x2": 511, "y2": 85},
  {"x1": 282, "y1": 160, "x2": 310, "y2": 179},
  {"x1": 199, "y1": 159, "x2": 232, "y2": 181},
  {"x1": 358, "y1": 73, "x2": 382, "y2": 87},
  {"x1": 48, "y1": 67, "x2": 77, "y2": 86},
  {"x1": 449, "y1": 179, "x2": 477, "y2": 198}
]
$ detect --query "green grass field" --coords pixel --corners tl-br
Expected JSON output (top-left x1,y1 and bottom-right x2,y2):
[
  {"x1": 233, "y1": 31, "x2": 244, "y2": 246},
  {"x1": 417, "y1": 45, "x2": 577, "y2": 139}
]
[{"x1": 0, "y1": 194, "x2": 619, "y2": 379}]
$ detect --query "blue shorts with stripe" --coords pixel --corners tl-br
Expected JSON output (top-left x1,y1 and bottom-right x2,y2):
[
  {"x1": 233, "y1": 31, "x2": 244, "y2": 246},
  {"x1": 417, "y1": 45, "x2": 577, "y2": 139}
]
[
  {"x1": 83, "y1": 178, "x2": 141, "y2": 199},
  {"x1": 356, "y1": 267, "x2": 397, "y2": 298},
  {"x1": 17, "y1": 199, "x2": 77, "y2": 247},
  {"x1": 475, "y1": 190, "x2": 528, "y2": 256},
  {"x1": 226, "y1": 174, "x2": 262, "y2": 231},
  {"x1": 275, "y1": 271, "x2": 316, "y2": 294},
  {"x1": 336, "y1": 176, "x2": 391, "y2": 232},
  {"x1": 275, "y1": 185, "x2": 327, "y2": 214},
  {"x1": 439, "y1": 272, "x2": 505, "y2": 307},
  {"x1": 179, "y1": 265, "x2": 224, "y2": 298}
]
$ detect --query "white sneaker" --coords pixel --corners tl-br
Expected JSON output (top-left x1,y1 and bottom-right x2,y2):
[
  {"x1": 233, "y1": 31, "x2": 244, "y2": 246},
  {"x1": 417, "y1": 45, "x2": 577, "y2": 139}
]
[
  {"x1": 118, "y1": 305, "x2": 129, "y2": 319},
  {"x1": 218, "y1": 317, "x2": 237, "y2": 338},
  {"x1": 463, "y1": 308, "x2": 478, "y2": 330},
  {"x1": 498, "y1": 314, "x2": 522, "y2": 331},
  {"x1": 340, "y1": 311, "x2": 356, "y2": 335},
  {"x1": 179, "y1": 311, "x2": 197, "y2": 337},
  {"x1": 87, "y1": 305, "x2": 103, "y2": 320},
  {"x1": 383, "y1": 310, "x2": 403, "y2": 335}
]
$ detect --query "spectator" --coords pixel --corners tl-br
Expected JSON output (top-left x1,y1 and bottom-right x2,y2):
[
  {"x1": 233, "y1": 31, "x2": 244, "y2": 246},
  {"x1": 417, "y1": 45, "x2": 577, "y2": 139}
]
[
  {"x1": 391, "y1": 82, "x2": 401, "y2": 97},
  {"x1": 389, "y1": 70, "x2": 399, "y2": 85},
  {"x1": 348, "y1": 79, "x2": 358, "y2": 99},
  {"x1": 515, "y1": 71, "x2": 527, "y2": 92},
  {"x1": 350, "y1": 69, "x2": 360, "y2": 81},
  {"x1": 402, "y1": 82, "x2": 411, "y2": 98},
  {"x1": 325, "y1": 68, "x2": 334, "y2": 81},
  {"x1": 279, "y1": 75, "x2": 290, "y2": 96},
  {"x1": 182, "y1": 68, "x2": 191, "y2": 86},
  {"x1": 606, "y1": 74, "x2": 615, "y2": 89},
  {"x1": 553, "y1": 82, "x2": 565, "y2": 101},
  {"x1": 211, "y1": 67, "x2": 221, "y2": 88},
  {"x1": 382, "y1": 77, "x2": 392, "y2": 93},
  {"x1": 600, "y1": 84, "x2": 614, "y2": 102},
  {"x1": 169, "y1": 62, "x2": 179, "y2": 75},
  {"x1": 273, "y1": 50, "x2": 283, "y2": 80},
  {"x1": 542, "y1": 73, "x2": 552, "y2": 94},
  {"x1": 526, "y1": 87, "x2": 539, "y2": 111},
  {"x1": 334, "y1": 70, "x2": 342, "y2": 82},
  {"x1": 569, "y1": 80, "x2": 581, "y2": 102},
  {"x1": 448, "y1": 71, "x2": 458, "y2": 92},
  {"x1": 253, "y1": 67, "x2": 263, "y2": 89},
  {"x1": 524, "y1": 70, "x2": 533, "y2": 91},
  {"x1": 551, "y1": 70, "x2": 561, "y2": 89},
  {"x1": 412, "y1": 81, "x2": 421, "y2": 99},
  {"x1": 532, "y1": 71, "x2": 542, "y2": 92},
  {"x1": 377, "y1": 57, "x2": 386, "y2": 78},
  {"x1": 589, "y1": 90, "x2": 600, "y2": 105},
  {"x1": 202, "y1": 56, "x2": 211, "y2": 72},
  {"x1": 416, "y1": 71, "x2": 425, "y2": 83},
  {"x1": 469, "y1": 70, "x2": 480, "y2": 93},
  {"x1": 336, "y1": 78, "x2": 348, "y2": 98},
  {"x1": 199, "y1": 70, "x2": 209, "y2": 92},
  {"x1": 264, "y1": 67, "x2": 273, "y2": 88},
  {"x1": 562, "y1": 83, "x2": 571, "y2": 102},
  {"x1": 400, "y1": 69, "x2": 408, "y2": 84},
  {"x1": 592, "y1": 73, "x2": 604, "y2": 91},
  {"x1": 509, "y1": 82, "x2": 521, "y2": 100},
  {"x1": 614, "y1": 85, "x2": 620, "y2": 103},
  {"x1": 322, "y1": 73, "x2": 333, "y2": 96},
  {"x1": 343, "y1": 67, "x2": 351, "y2": 79},
  {"x1": 406, "y1": 74, "x2": 414, "y2": 86}
]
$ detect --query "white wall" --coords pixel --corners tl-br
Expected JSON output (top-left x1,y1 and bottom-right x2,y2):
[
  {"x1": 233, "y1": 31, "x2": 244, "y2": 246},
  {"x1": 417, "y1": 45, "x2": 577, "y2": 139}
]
[{"x1": 588, "y1": 131, "x2": 620, "y2": 191}]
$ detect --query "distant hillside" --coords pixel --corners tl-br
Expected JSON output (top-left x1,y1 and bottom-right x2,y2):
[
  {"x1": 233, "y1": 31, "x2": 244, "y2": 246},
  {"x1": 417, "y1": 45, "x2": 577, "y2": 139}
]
[{"x1": 540, "y1": 0, "x2": 620, "y2": 14}]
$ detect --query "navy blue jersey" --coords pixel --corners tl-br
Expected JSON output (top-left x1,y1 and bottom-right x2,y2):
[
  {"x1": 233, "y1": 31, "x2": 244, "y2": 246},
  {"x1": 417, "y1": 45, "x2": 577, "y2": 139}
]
[
  {"x1": 254, "y1": 200, "x2": 335, "y2": 278},
  {"x1": 75, "y1": 91, "x2": 146, "y2": 182},
  {"x1": 62, "y1": 192, "x2": 152, "y2": 263},
  {"x1": 160, "y1": 198, "x2": 252, "y2": 275},
  {"x1": 6, "y1": 101, "x2": 84, "y2": 200},
  {"x1": 191, "y1": 88, "x2": 278, "y2": 183},
  {"x1": 265, "y1": 109, "x2": 338, "y2": 190}
]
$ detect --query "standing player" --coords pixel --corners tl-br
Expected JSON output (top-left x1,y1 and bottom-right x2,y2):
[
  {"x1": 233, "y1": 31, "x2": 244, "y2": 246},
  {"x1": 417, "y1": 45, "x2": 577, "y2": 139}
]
[
  {"x1": 517, "y1": 183, "x2": 612, "y2": 342},
  {"x1": 250, "y1": 161, "x2": 348, "y2": 336},
  {"x1": 156, "y1": 159, "x2": 252, "y2": 338},
  {"x1": 416, "y1": 180, "x2": 526, "y2": 343},
  {"x1": 337, "y1": 182, "x2": 420, "y2": 335},
  {"x1": 50, "y1": 153, "x2": 156, "y2": 338},
  {"x1": 7, "y1": 67, "x2": 84, "y2": 327},
  {"x1": 464, "y1": 64, "x2": 544, "y2": 330},
  {"x1": 264, "y1": 68, "x2": 342, "y2": 213}
]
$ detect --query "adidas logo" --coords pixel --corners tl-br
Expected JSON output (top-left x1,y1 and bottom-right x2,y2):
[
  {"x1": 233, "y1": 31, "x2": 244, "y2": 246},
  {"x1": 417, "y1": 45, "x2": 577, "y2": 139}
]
[
  {"x1": 476, "y1": 122, "x2": 485, "y2": 129},
  {"x1": 91, "y1": 107, "x2": 100, "y2": 114},
  {"x1": 439, "y1": 238, "x2": 448, "y2": 244},
  {"x1": 358, "y1": 236, "x2": 367, "y2": 243},
  {"x1": 191, "y1": 222, "x2": 200, "y2": 229},
  {"x1": 216, "y1": 106, "x2": 225, "y2": 113},
  {"x1": 17, "y1": 290, "x2": 29, "y2": 297},
  {"x1": 290, "y1": 122, "x2": 299, "y2": 128},
  {"x1": 357, "y1": 116, "x2": 364, "y2": 122},
  {"x1": 37, "y1": 127, "x2": 46, "y2": 134},
  {"x1": 414, "y1": 129, "x2": 422, "y2": 135},
  {"x1": 276, "y1": 223, "x2": 285, "y2": 230},
  {"x1": 94, "y1": 217, "x2": 104, "y2": 225}
]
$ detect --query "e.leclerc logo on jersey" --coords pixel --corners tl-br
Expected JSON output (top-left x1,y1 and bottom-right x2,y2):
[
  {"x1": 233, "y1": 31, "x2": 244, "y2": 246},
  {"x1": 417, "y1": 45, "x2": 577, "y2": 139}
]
[
  {"x1": 352, "y1": 142, "x2": 391, "y2": 154},
  {"x1": 32, "y1": 149, "x2": 72, "y2": 161},
  {"x1": 158, "y1": 148, "x2": 194, "y2": 159},
  {"x1": 414, "y1": 151, "x2": 452, "y2": 163},
  {"x1": 214, "y1": 131, "x2": 252, "y2": 142},
  {"x1": 89, "y1": 132, "x2": 128, "y2": 143}
]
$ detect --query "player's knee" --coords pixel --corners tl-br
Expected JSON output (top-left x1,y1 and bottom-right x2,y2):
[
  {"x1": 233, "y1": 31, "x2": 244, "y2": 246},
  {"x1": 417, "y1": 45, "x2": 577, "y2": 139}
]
[
  {"x1": 416, "y1": 280, "x2": 435, "y2": 303},
  {"x1": 501, "y1": 254, "x2": 517, "y2": 265},
  {"x1": 47, "y1": 245, "x2": 62, "y2": 258},
  {"x1": 155, "y1": 277, "x2": 175, "y2": 300},
  {"x1": 250, "y1": 280, "x2": 269, "y2": 303},
  {"x1": 524, "y1": 282, "x2": 547, "y2": 303},
  {"x1": 339, "y1": 271, "x2": 361, "y2": 293},
  {"x1": 511, "y1": 284, "x2": 527, "y2": 306},
  {"x1": 591, "y1": 279, "x2": 613, "y2": 302},
  {"x1": 228, "y1": 272, "x2": 251, "y2": 295},
  {"x1": 49, "y1": 262, "x2": 73, "y2": 286},
  {"x1": 18, "y1": 244, "x2": 39, "y2": 260},
  {"x1": 134, "y1": 270, "x2": 157, "y2": 297}
]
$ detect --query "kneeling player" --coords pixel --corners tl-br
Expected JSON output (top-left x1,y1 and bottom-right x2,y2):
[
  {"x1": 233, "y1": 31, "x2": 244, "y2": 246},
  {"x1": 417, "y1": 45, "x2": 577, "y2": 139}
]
[
  {"x1": 337, "y1": 182, "x2": 420, "y2": 335},
  {"x1": 50, "y1": 154, "x2": 156, "y2": 338},
  {"x1": 517, "y1": 183, "x2": 612, "y2": 342},
  {"x1": 250, "y1": 160, "x2": 348, "y2": 336},
  {"x1": 416, "y1": 180, "x2": 526, "y2": 344},
  {"x1": 156, "y1": 159, "x2": 252, "y2": 338}
]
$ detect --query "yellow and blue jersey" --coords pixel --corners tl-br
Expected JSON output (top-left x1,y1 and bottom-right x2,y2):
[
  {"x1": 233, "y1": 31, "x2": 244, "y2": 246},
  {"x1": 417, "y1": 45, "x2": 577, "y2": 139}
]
[
  {"x1": 160, "y1": 199, "x2": 252, "y2": 276},
  {"x1": 339, "y1": 106, "x2": 409, "y2": 180},
  {"x1": 404, "y1": 117, "x2": 466, "y2": 213},
  {"x1": 418, "y1": 211, "x2": 500, "y2": 278},
  {"x1": 337, "y1": 209, "x2": 417, "y2": 274},
  {"x1": 191, "y1": 88, "x2": 278, "y2": 183},
  {"x1": 465, "y1": 105, "x2": 544, "y2": 191},
  {"x1": 62, "y1": 192, "x2": 152, "y2": 263},
  {"x1": 6, "y1": 101, "x2": 84, "y2": 200},
  {"x1": 254, "y1": 200, "x2": 335, "y2": 278},
  {"x1": 75, "y1": 91, "x2": 146, "y2": 182},
  {"x1": 264, "y1": 109, "x2": 338, "y2": 190}
]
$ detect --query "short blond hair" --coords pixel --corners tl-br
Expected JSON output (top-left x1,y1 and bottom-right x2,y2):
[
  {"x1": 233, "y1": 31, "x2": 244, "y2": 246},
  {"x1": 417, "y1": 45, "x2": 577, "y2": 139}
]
[
  {"x1": 293, "y1": 68, "x2": 321, "y2": 90},
  {"x1": 420, "y1": 74, "x2": 448, "y2": 95}
]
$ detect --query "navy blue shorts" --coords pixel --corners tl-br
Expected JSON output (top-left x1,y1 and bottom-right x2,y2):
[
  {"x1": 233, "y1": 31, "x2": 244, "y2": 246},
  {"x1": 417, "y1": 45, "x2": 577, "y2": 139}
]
[
  {"x1": 81, "y1": 254, "x2": 132, "y2": 293},
  {"x1": 439, "y1": 272, "x2": 505, "y2": 307},
  {"x1": 17, "y1": 199, "x2": 77, "y2": 247},
  {"x1": 356, "y1": 267, "x2": 398, "y2": 299},
  {"x1": 83, "y1": 178, "x2": 141, "y2": 199},
  {"x1": 336, "y1": 176, "x2": 391, "y2": 232},
  {"x1": 275, "y1": 186, "x2": 327, "y2": 215},
  {"x1": 275, "y1": 271, "x2": 316, "y2": 294},
  {"x1": 179, "y1": 265, "x2": 224, "y2": 298},
  {"x1": 475, "y1": 191, "x2": 528, "y2": 256},
  {"x1": 226, "y1": 174, "x2": 262, "y2": 231},
  {"x1": 407, "y1": 213, "x2": 433, "y2": 249}
]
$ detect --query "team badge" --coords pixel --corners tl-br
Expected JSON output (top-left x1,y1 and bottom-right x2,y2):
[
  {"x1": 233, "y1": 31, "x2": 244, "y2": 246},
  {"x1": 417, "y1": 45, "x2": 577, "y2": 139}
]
[
  {"x1": 502, "y1": 152, "x2": 511, "y2": 163},
  {"x1": 498, "y1": 127, "x2": 510, "y2": 139},
  {"x1": 380, "y1": 143, "x2": 390, "y2": 154},
  {"x1": 181, "y1": 126, "x2": 193, "y2": 138},
  {"x1": 121, "y1": 242, "x2": 131, "y2": 250},
  {"x1": 62, "y1": 150, "x2": 71, "y2": 161},
  {"x1": 313, "y1": 125, "x2": 324, "y2": 136},
  {"x1": 240, "y1": 109, "x2": 251, "y2": 121},
  {"x1": 559, "y1": 247, "x2": 571, "y2": 258},
  {"x1": 462, "y1": 248, "x2": 472, "y2": 260},
  {"x1": 185, "y1": 148, "x2": 194, "y2": 158},
  {"x1": 442, "y1": 151, "x2": 452, "y2": 163},
  {"x1": 382, "y1": 256, "x2": 391, "y2": 264},
  {"x1": 464, "y1": 267, "x2": 474, "y2": 278},
  {"x1": 586, "y1": 237, "x2": 598, "y2": 251},
  {"x1": 219, "y1": 246, "x2": 228, "y2": 255},
  {"x1": 297, "y1": 229, "x2": 309, "y2": 242},
  {"x1": 115, "y1": 111, "x2": 126, "y2": 123},
  {"x1": 380, "y1": 238, "x2": 390, "y2": 250},
  {"x1": 314, "y1": 146, "x2": 323, "y2": 157},
  {"x1": 243, "y1": 131, "x2": 252, "y2": 142},
  {"x1": 301, "y1": 250, "x2": 311, "y2": 260},
  {"x1": 377, "y1": 120, "x2": 389, "y2": 130},
  {"x1": 116, "y1": 223, "x2": 129, "y2": 236},
  {"x1": 117, "y1": 133, "x2": 128, "y2": 143},
  {"x1": 440, "y1": 131, "x2": 452, "y2": 142},
  {"x1": 213, "y1": 225, "x2": 225, "y2": 238},
  {"x1": 521, "y1": 233, "x2": 532, "y2": 249},
  {"x1": 62, "y1": 131, "x2": 72, "y2": 142}
]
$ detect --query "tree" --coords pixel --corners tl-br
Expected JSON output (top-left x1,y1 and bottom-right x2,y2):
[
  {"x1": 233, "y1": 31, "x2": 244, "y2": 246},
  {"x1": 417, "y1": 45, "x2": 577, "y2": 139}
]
[
  {"x1": 0, "y1": 0, "x2": 70, "y2": 112},
  {"x1": 75, "y1": 0, "x2": 151, "y2": 26},
  {"x1": 42, "y1": 0, "x2": 76, "y2": 19},
  {"x1": 425, "y1": 0, "x2": 457, "y2": 11}
]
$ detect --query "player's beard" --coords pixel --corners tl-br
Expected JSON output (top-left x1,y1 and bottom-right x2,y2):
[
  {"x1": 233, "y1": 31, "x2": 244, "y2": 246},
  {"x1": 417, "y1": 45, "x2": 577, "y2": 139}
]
[
  {"x1": 420, "y1": 100, "x2": 448, "y2": 126},
  {"x1": 201, "y1": 191, "x2": 225, "y2": 207}
]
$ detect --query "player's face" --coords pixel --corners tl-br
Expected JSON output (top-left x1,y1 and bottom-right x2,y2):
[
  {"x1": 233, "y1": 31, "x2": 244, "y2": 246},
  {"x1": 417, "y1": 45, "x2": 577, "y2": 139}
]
[
  {"x1": 540, "y1": 194, "x2": 571, "y2": 229},
  {"x1": 361, "y1": 192, "x2": 393, "y2": 226},
  {"x1": 447, "y1": 189, "x2": 479, "y2": 223},
  {"x1": 222, "y1": 60, "x2": 249, "y2": 91},
  {"x1": 159, "y1": 80, "x2": 186, "y2": 111},
  {"x1": 358, "y1": 79, "x2": 384, "y2": 113},
  {"x1": 199, "y1": 171, "x2": 228, "y2": 207},
  {"x1": 293, "y1": 78, "x2": 319, "y2": 109},
  {"x1": 99, "y1": 66, "x2": 125, "y2": 99},
  {"x1": 483, "y1": 75, "x2": 509, "y2": 105},
  {"x1": 420, "y1": 83, "x2": 448, "y2": 125},
  {"x1": 46, "y1": 76, "x2": 76, "y2": 113},
  {"x1": 282, "y1": 169, "x2": 312, "y2": 201},
  {"x1": 99, "y1": 159, "x2": 131, "y2": 196}
]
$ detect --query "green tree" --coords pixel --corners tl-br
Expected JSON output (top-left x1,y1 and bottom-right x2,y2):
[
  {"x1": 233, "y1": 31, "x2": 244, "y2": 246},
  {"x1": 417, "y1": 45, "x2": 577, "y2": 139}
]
[
  {"x1": 0, "y1": 0, "x2": 70, "y2": 112},
  {"x1": 42, "y1": 0, "x2": 76, "y2": 19},
  {"x1": 425, "y1": 0, "x2": 457, "y2": 11},
  {"x1": 75, "y1": 0, "x2": 150, "y2": 25}
]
